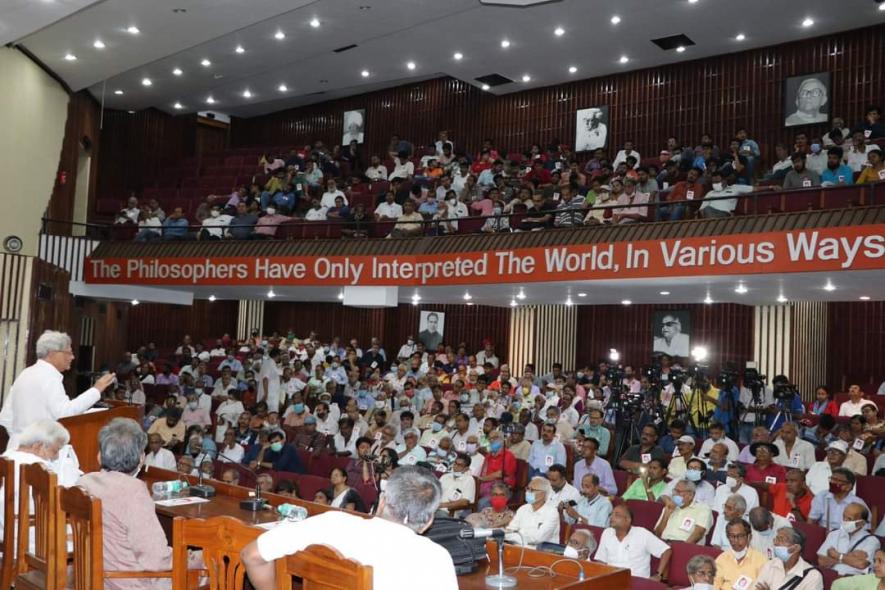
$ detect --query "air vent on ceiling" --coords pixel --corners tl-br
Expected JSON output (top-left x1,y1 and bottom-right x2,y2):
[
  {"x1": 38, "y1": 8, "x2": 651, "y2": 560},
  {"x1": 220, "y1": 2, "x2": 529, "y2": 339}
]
[
  {"x1": 334, "y1": 44, "x2": 358, "y2": 53},
  {"x1": 651, "y1": 33, "x2": 696, "y2": 51},
  {"x1": 475, "y1": 73, "x2": 513, "y2": 87}
]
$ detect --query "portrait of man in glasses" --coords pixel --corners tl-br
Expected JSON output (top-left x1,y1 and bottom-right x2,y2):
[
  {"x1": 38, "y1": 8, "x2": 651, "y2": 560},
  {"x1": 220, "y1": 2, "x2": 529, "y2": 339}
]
[
  {"x1": 785, "y1": 74, "x2": 830, "y2": 127},
  {"x1": 653, "y1": 311, "x2": 691, "y2": 358}
]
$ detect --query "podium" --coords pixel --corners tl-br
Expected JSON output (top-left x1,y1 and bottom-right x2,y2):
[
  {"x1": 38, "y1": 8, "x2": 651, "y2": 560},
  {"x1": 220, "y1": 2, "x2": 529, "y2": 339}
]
[{"x1": 60, "y1": 401, "x2": 142, "y2": 473}]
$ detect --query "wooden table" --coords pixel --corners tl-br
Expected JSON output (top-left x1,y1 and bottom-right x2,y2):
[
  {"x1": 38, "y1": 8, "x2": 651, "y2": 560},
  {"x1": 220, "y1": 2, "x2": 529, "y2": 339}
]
[{"x1": 143, "y1": 467, "x2": 630, "y2": 590}]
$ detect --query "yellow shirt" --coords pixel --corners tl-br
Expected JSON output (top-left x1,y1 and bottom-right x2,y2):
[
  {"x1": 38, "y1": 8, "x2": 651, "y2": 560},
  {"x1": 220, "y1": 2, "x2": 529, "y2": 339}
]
[
  {"x1": 714, "y1": 548, "x2": 767, "y2": 590},
  {"x1": 659, "y1": 502, "x2": 714, "y2": 542},
  {"x1": 856, "y1": 165, "x2": 884, "y2": 184}
]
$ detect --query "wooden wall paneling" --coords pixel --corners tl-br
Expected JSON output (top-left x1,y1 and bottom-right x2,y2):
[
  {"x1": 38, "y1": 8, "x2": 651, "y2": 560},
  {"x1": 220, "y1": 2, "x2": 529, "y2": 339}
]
[
  {"x1": 790, "y1": 301, "x2": 829, "y2": 401},
  {"x1": 827, "y1": 301, "x2": 885, "y2": 392},
  {"x1": 125, "y1": 299, "x2": 238, "y2": 351},
  {"x1": 230, "y1": 24, "x2": 884, "y2": 171},
  {"x1": 196, "y1": 119, "x2": 229, "y2": 158}
]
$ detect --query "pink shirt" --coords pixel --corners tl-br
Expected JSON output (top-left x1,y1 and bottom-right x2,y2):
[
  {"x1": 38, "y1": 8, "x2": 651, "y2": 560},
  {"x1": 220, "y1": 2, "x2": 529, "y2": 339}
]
[
  {"x1": 470, "y1": 198, "x2": 494, "y2": 217},
  {"x1": 615, "y1": 191, "x2": 650, "y2": 222},
  {"x1": 254, "y1": 213, "x2": 291, "y2": 236}
]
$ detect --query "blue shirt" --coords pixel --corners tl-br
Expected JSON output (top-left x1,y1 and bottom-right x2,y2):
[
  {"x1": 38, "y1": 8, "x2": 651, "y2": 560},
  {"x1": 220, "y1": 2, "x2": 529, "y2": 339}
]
[
  {"x1": 574, "y1": 493, "x2": 613, "y2": 527},
  {"x1": 821, "y1": 165, "x2": 855, "y2": 185},
  {"x1": 809, "y1": 491, "x2": 869, "y2": 531},
  {"x1": 162, "y1": 217, "x2": 189, "y2": 238},
  {"x1": 219, "y1": 359, "x2": 244, "y2": 373},
  {"x1": 740, "y1": 139, "x2": 761, "y2": 158},
  {"x1": 572, "y1": 455, "x2": 617, "y2": 495},
  {"x1": 577, "y1": 424, "x2": 610, "y2": 456},
  {"x1": 418, "y1": 201, "x2": 438, "y2": 216},
  {"x1": 528, "y1": 439, "x2": 566, "y2": 471}
]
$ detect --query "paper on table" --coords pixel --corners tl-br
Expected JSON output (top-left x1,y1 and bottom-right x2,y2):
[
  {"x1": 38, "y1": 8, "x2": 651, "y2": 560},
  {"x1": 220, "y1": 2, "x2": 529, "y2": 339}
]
[
  {"x1": 256, "y1": 521, "x2": 282, "y2": 530},
  {"x1": 85, "y1": 407, "x2": 109, "y2": 414},
  {"x1": 155, "y1": 497, "x2": 211, "y2": 507}
]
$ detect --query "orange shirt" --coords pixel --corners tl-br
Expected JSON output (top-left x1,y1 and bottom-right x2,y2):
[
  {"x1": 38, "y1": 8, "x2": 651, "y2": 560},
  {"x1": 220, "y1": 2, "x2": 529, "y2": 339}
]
[{"x1": 770, "y1": 482, "x2": 812, "y2": 520}]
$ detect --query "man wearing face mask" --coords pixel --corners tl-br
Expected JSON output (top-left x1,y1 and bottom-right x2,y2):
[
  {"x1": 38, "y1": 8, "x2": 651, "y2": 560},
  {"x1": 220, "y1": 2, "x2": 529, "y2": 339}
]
[
  {"x1": 754, "y1": 527, "x2": 823, "y2": 590},
  {"x1": 419, "y1": 414, "x2": 450, "y2": 448},
  {"x1": 463, "y1": 434, "x2": 485, "y2": 476},
  {"x1": 199, "y1": 205, "x2": 232, "y2": 239},
  {"x1": 437, "y1": 452, "x2": 475, "y2": 517},
  {"x1": 505, "y1": 476, "x2": 560, "y2": 548},
  {"x1": 713, "y1": 463, "x2": 760, "y2": 515},
  {"x1": 809, "y1": 467, "x2": 868, "y2": 531},
  {"x1": 817, "y1": 503, "x2": 880, "y2": 575},
  {"x1": 655, "y1": 480, "x2": 713, "y2": 544},
  {"x1": 595, "y1": 504, "x2": 671, "y2": 579},
  {"x1": 250, "y1": 430, "x2": 304, "y2": 474},
  {"x1": 714, "y1": 519, "x2": 767, "y2": 590},
  {"x1": 664, "y1": 458, "x2": 716, "y2": 506},
  {"x1": 396, "y1": 337, "x2": 417, "y2": 363},
  {"x1": 686, "y1": 555, "x2": 717, "y2": 590},
  {"x1": 669, "y1": 435, "x2": 700, "y2": 479},
  {"x1": 564, "y1": 529, "x2": 597, "y2": 561},
  {"x1": 748, "y1": 506, "x2": 792, "y2": 559}
]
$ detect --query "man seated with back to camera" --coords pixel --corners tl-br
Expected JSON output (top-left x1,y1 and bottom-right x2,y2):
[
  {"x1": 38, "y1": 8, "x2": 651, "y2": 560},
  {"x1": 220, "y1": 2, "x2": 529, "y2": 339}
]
[{"x1": 241, "y1": 466, "x2": 458, "y2": 590}]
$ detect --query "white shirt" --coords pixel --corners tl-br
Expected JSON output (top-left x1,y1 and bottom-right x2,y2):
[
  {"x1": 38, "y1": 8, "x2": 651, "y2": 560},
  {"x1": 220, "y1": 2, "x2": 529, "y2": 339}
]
[
  {"x1": 374, "y1": 201, "x2": 403, "y2": 219},
  {"x1": 320, "y1": 189, "x2": 347, "y2": 209},
  {"x1": 144, "y1": 447, "x2": 177, "y2": 471},
  {"x1": 818, "y1": 527, "x2": 881, "y2": 575},
  {"x1": 712, "y1": 481, "x2": 760, "y2": 515},
  {"x1": 305, "y1": 207, "x2": 328, "y2": 221},
  {"x1": 217, "y1": 443, "x2": 245, "y2": 464},
  {"x1": 257, "y1": 358, "x2": 281, "y2": 411},
  {"x1": 333, "y1": 430, "x2": 361, "y2": 457},
  {"x1": 0, "y1": 359, "x2": 101, "y2": 449},
  {"x1": 439, "y1": 471, "x2": 476, "y2": 505},
  {"x1": 201, "y1": 214, "x2": 232, "y2": 238},
  {"x1": 806, "y1": 461, "x2": 835, "y2": 495},
  {"x1": 774, "y1": 438, "x2": 817, "y2": 470},
  {"x1": 699, "y1": 436, "x2": 740, "y2": 462},
  {"x1": 365, "y1": 165, "x2": 388, "y2": 181},
  {"x1": 750, "y1": 514, "x2": 792, "y2": 558},
  {"x1": 594, "y1": 526, "x2": 669, "y2": 578},
  {"x1": 548, "y1": 482, "x2": 581, "y2": 508},
  {"x1": 256, "y1": 511, "x2": 457, "y2": 590},
  {"x1": 505, "y1": 502, "x2": 560, "y2": 547},
  {"x1": 612, "y1": 149, "x2": 641, "y2": 170},
  {"x1": 699, "y1": 183, "x2": 753, "y2": 213},
  {"x1": 390, "y1": 159, "x2": 414, "y2": 180},
  {"x1": 315, "y1": 413, "x2": 339, "y2": 436},
  {"x1": 844, "y1": 145, "x2": 875, "y2": 172},
  {"x1": 839, "y1": 399, "x2": 877, "y2": 417}
]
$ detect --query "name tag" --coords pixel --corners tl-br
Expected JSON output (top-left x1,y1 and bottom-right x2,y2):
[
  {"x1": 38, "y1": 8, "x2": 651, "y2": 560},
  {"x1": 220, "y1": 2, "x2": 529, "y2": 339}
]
[
  {"x1": 555, "y1": 162, "x2": 562, "y2": 170},
  {"x1": 802, "y1": 179, "x2": 812, "y2": 187},
  {"x1": 545, "y1": 455, "x2": 554, "y2": 467},
  {"x1": 838, "y1": 175, "x2": 845, "y2": 183},
  {"x1": 786, "y1": 511, "x2": 796, "y2": 522},
  {"x1": 553, "y1": 193, "x2": 560, "y2": 201},
  {"x1": 865, "y1": 129, "x2": 872, "y2": 138},
  {"x1": 853, "y1": 438, "x2": 865, "y2": 450},
  {"x1": 733, "y1": 575, "x2": 753, "y2": 590},
  {"x1": 429, "y1": 438, "x2": 438, "y2": 448},
  {"x1": 641, "y1": 453, "x2": 652, "y2": 464},
  {"x1": 452, "y1": 490, "x2": 462, "y2": 501},
  {"x1": 765, "y1": 476, "x2": 777, "y2": 484},
  {"x1": 790, "y1": 455, "x2": 800, "y2": 467},
  {"x1": 371, "y1": 361, "x2": 378, "y2": 369},
  {"x1": 435, "y1": 462, "x2": 447, "y2": 473},
  {"x1": 662, "y1": 182, "x2": 669, "y2": 190},
  {"x1": 686, "y1": 190, "x2": 695, "y2": 200},
  {"x1": 406, "y1": 455, "x2": 417, "y2": 465},
  {"x1": 458, "y1": 441, "x2": 466, "y2": 451},
  {"x1": 296, "y1": 184, "x2": 303, "y2": 192},
  {"x1": 879, "y1": 169, "x2": 885, "y2": 180},
  {"x1": 679, "y1": 517, "x2": 695, "y2": 532}
]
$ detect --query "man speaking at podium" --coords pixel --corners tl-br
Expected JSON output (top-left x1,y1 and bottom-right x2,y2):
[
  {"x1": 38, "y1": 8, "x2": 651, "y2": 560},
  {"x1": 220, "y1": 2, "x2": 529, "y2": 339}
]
[{"x1": 0, "y1": 330, "x2": 116, "y2": 450}]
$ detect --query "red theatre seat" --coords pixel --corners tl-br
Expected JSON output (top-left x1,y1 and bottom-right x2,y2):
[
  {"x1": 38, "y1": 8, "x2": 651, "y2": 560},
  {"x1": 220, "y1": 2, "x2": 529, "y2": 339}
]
[
  {"x1": 793, "y1": 521, "x2": 828, "y2": 565},
  {"x1": 667, "y1": 542, "x2": 722, "y2": 587},
  {"x1": 624, "y1": 500, "x2": 663, "y2": 532}
]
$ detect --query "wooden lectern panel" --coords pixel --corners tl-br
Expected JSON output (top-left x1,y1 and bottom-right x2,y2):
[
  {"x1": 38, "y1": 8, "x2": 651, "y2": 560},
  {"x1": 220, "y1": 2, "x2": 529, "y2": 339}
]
[{"x1": 60, "y1": 403, "x2": 142, "y2": 473}]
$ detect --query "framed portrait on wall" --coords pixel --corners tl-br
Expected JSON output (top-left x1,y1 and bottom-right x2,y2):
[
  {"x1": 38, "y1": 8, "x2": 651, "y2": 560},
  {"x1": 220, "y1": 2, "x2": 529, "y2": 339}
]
[
  {"x1": 342, "y1": 109, "x2": 366, "y2": 144},
  {"x1": 418, "y1": 310, "x2": 445, "y2": 351},
  {"x1": 575, "y1": 106, "x2": 609, "y2": 152},
  {"x1": 652, "y1": 310, "x2": 691, "y2": 359},
  {"x1": 784, "y1": 72, "x2": 831, "y2": 127}
]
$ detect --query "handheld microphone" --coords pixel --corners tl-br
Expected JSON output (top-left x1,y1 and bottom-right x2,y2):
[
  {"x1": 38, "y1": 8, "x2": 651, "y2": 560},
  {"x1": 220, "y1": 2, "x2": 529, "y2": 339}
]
[{"x1": 459, "y1": 527, "x2": 506, "y2": 539}]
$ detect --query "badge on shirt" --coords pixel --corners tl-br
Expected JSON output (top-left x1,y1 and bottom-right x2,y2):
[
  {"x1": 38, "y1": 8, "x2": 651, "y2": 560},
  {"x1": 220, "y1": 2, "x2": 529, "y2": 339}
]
[
  {"x1": 733, "y1": 575, "x2": 752, "y2": 590},
  {"x1": 406, "y1": 455, "x2": 417, "y2": 465},
  {"x1": 786, "y1": 511, "x2": 796, "y2": 522},
  {"x1": 865, "y1": 129, "x2": 873, "y2": 138},
  {"x1": 553, "y1": 192, "x2": 560, "y2": 201},
  {"x1": 802, "y1": 179, "x2": 812, "y2": 187},
  {"x1": 663, "y1": 182, "x2": 669, "y2": 190},
  {"x1": 458, "y1": 440, "x2": 467, "y2": 451},
  {"x1": 452, "y1": 490, "x2": 462, "y2": 501},
  {"x1": 766, "y1": 547, "x2": 773, "y2": 559},
  {"x1": 371, "y1": 361, "x2": 378, "y2": 369},
  {"x1": 879, "y1": 169, "x2": 885, "y2": 180},
  {"x1": 296, "y1": 184, "x2": 303, "y2": 192},
  {"x1": 790, "y1": 455, "x2": 800, "y2": 467},
  {"x1": 435, "y1": 463, "x2": 447, "y2": 473},
  {"x1": 686, "y1": 190, "x2": 695, "y2": 200},
  {"x1": 765, "y1": 476, "x2": 777, "y2": 484},
  {"x1": 429, "y1": 438, "x2": 438, "y2": 449},
  {"x1": 545, "y1": 455, "x2": 555, "y2": 467},
  {"x1": 838, "y1": 175, "x2": 845, "y2": 183},
  {"x1": 853, "y1": 438, "x2": 865, "y2": 450},
  {"x1": 374, "y1": 431, "x2": 382, "y2": 440},
  {"x1": 641, "y1": 453, "x2": 652, "y2": 464},
  {"x1": 555, "y1": 162, "x2": 563, "y2": 170},
  {"x1": 679, "y1": 517, "x2": 695, "y2": 532}
]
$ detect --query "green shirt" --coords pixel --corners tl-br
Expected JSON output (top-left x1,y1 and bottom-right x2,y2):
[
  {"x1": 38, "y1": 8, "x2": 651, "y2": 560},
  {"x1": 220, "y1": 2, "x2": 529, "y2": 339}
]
[
  {"x1": 584, "y1": 190, "x2": 597, "y2": 206},
  {"x1": 578, "y1": 424, "x2": 611, "y2": 456},
  {"x1": 621, "y1": 478, "x2": 667, "y2": 501},
  {"x1": 832, "y1": 574, "x2": 880, "y2": 590}
]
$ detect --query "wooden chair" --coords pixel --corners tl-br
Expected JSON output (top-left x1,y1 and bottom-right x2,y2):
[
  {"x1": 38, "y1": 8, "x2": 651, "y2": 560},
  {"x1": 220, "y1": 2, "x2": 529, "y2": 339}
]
[
  {"x1": 59, "y1": 485, "x2": 173, "y2": 589},
  {"x1": 275, "y1": 544, "x2": 372, "y2": 590},
  {"x1": 171, "y1": 515, "x2": 261, "y2": 590},
  {"x1": 0, "y1": 457, "x2": 15, "y2": 590},
  {"x1": 14, "y1": 462, "x2": 65, "y2": 590}
]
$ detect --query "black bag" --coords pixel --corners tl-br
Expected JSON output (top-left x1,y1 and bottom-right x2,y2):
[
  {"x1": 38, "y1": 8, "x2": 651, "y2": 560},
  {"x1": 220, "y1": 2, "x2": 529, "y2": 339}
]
[{"x1": 422, "y1": 515, "x2": 488, "y2": 575}]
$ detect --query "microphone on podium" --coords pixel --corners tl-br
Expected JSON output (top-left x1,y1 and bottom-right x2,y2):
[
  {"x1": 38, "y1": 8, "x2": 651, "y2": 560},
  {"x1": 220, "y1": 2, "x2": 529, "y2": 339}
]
[
  {"x1": 459, "y1": 528, "x2": 506, "y2": 540},
  {"x1": 216, "y1": 452, "x2": 267, "y2": 512}
]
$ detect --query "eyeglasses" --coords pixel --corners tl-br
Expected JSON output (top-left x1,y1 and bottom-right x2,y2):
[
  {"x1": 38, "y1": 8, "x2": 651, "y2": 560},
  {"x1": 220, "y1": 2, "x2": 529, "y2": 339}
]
[
  {"x1": 799, "y1": 89, "x2": 824, "y2": 98},
  {"x1": 727, "y1": 533, "x2": 749, "y2": 540}
]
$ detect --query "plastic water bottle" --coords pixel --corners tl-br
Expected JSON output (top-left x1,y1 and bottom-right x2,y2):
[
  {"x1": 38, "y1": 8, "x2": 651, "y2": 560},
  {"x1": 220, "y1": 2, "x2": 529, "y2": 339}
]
[
  {"x1": 277, "y1": 503, "x2": 308, "y2": 522},
  {"x1": 152, "y1": 480, "x2": 188, "y2": 497}
]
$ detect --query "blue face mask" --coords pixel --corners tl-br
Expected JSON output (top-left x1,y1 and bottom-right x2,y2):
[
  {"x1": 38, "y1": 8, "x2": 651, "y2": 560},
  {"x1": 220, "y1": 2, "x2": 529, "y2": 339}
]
[
  {"x1": 685, "y1": 469, "x2": 702, "y2": 482},
  {"x1": 525, "y1": 491, "x2": 536, "y2": 504},
  {"x1": 489, "y1": 440, "x2": 503, "y2": 453},
  {"x1": 773, "y1": 546, "x2": 792, "y2": 562},
  {"x1": 673, "y1": 494, "x2": 685, "y2": 508},
  {"x1": 431, "y1": 422, "x2": 443, "y2": 433},
  {"x1": 293, "y1": 403, "x2": 305, "y2": 414},
  {"x1": 270, "y1": 442, "x2": 284, "y2": 452},
  {"x1": 435, "y1": 447, "x2": 448, "y2": 457}
]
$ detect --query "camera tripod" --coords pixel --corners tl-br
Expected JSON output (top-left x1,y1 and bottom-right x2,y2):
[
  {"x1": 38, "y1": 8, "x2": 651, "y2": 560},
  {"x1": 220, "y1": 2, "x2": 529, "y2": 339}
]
[{"x1": 662, "y1": 382, "x2": 713, "y2": 437}]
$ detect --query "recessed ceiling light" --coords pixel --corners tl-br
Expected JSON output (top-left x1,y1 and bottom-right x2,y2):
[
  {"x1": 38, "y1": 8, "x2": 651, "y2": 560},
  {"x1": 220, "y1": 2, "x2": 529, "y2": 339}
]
[
  {"x1": 242, "y1": 89, "x2": 252, "y2": 98},
  {"x1": 621, "y1": 299, "x2": 632, "y2": 306},
  {"x1": 860, "y1": 295, "x2": 871, "y2": 301},
  {"x1": 361, "y1": 69, "x2": 370, "y2": 77},
  {"x1": 554, "y1": 27, "x2": 565, "y2": 36},
  {"x1": 130, "y1": 299, "x2": 139, "y2": 306},
  {"x1": 126, "y1": 26, "x2": 140, "y2": 35},
  {"x1": 565, "y1": 297, "x2": 574, "y2": 306},
  {"x1": 206, "y1": 96, "x2": 215, "y2": 104},
  {"x1": 660, "y1": 291, "x2": 671, "y2": 296},
  {"x1": 141, "y1": 78, "x2": 152, "y2": 86},
  {"x1": 267, "y1": 288, "x2": 276, "y2": 299},
  {"x1": 172, "y1": 68, "x2": 183, "y2": 76},
  {"x1": 801, "y1": 17, "x2": 814, "y2": 27},
  {"x1": 200, "y1": 59, "x2": 211, "y2": 67},
  {"x1": 453, "y1": 52, "x2": 463, "y2": 61},
  {"x1": 274, "y1": 30, "x2": 286, "y2": 40},
  {"x1": 619, "y1": 55, "x2": 629, "y2": 64},
  {"x1": 481, "y1": 84, "x2": 490, "y2": 91},
  {"x1": 735, "y1": 284, "x2": 748, "y2": 294},
  {"x1": 466, "y1": 302, "x2": 474, "y2": 306},
  {"x1": 688, "y1": 0, "x2": 698, "y2": 3},
  {"x1": 463, "y1": 292, "x2": 472, "y2": 301},
  {"x1": 880, "y1": 2, "x2": 885, "y2": 11},
  {"x1": 676, "y1": 45, "x2": 686, "y2": 53},
  {"x1": 704, "y1": 294, "x2": 714, "y2": 304},
  {"x1": 337, "y1": 292, "x2": 344, "y2": 301},
  {"x1": 235, "y1": 45, "x2": 245, "y2": 54},
  {"x1": 823, "y1": 281, "x2": 836, "y2": 292},
  {"x1": 173, "y1": 102, "x2": 183, "y2": 110},
  {"x1": 568, "y1": 66, "x2": 577, "y2": 74},
  {"x1": 93, "y1": 40, "x2": 105, "y2": 49},
  {"x1": 64, "y1": 53, "x2": 77, "y2": 61},
  {"x1": 127, "y1": 110, "x2": 135, "y2": 114},
  {"x1": 735, "y1": 33, "x2": 746, "y2": 41},
  {"x1": 777, "y1": 294, "x2": 788, "y2": 303},
  {"x1": 113, "y1": 89, "x2": 123, "y2": 95},
  {"x1": 208, "y1": 295, "x2": 216, "y2": 302},
  {"x1": 577, "y1": 292, "x2": 587, "y2": 298},
  {"x1": 406, "y1": 61, "x2": 416, "y2": 70},
  {"x1": 500, "y1": 39, "x2": 511, "y2": 48},
  {"x1": 611, "y1": 15, "x2": 621, "y2": 24},
  {"x1": 309, "y1": 18, "x2": 321, "y2": 28},
  {"x1": 278, "y1": 84, "x2": 288, "y2": 92},
  {"x1": 516, "y1": 289, "x2": 526, "y2": 300},
  {"x1": 522, "y1": 74, "x2": 531, "y2": 82},
  {"x1": 510, "y1": 299, "x2": 517, "y2": 307}
]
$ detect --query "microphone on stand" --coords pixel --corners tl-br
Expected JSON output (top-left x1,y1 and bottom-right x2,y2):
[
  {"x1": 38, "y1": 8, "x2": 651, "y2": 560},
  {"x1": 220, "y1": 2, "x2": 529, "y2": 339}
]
[
  {"x1": 189, "y1": 459, "x2": 216, "y2": 499},
  {"x1": 217, "y1": 451, "x2": 267, "y2": 512}
]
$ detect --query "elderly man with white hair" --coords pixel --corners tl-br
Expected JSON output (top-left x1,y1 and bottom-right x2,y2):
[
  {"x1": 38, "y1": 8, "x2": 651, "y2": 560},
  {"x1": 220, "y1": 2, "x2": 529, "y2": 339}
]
[
  {"x1": 505, "y1": 476, "x2": 560, "y2": 548},
  {"x1": 0, "y1": 330, "x2": 116, "y2": 449}
]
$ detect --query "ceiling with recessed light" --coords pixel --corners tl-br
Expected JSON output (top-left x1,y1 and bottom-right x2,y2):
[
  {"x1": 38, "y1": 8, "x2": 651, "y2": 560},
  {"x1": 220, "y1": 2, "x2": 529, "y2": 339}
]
[{"x1": 10, "y1": 0, "x2": 885, "y2": 118}]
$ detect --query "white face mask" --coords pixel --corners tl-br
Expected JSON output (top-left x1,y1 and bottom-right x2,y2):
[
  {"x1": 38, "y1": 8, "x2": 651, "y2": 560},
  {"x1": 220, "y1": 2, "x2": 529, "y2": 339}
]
[
  {"x1": 732, "y1": 547, "x2": 747, "y2": 560},
  {"x1": 841, "y1": 520, "x2": 862, "y2": 534},
  {"x1": 563, "y1": 545, "x2": 581, "y2": 559},
  {"x1": 266, "y1": 207, "x2": 276, "y2": 215},
  {"x1": 210, "y1": 210, "x2": 220, "y2": 218},
  {"x1": 725, "y1": 476, "x2": 738, "y2": 488},
  {"x1": 712, "y1": 182, "x2": 724, "y2": 192}
]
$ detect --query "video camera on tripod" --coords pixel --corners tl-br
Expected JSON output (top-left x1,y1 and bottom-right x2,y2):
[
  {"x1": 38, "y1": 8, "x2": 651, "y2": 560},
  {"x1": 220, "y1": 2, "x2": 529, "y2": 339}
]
[{"x1": 772, "y1": 375, "x2": 798, "y2": 401}]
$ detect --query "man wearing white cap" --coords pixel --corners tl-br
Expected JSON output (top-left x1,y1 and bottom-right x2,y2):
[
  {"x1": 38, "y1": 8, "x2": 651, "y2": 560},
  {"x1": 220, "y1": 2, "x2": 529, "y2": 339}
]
[
  {"x1": 806, "y1": 440, "x2": 852, "y2": 495},
  {"x1": 668, "y1": 435, "x2": 698, "y2": 479}
]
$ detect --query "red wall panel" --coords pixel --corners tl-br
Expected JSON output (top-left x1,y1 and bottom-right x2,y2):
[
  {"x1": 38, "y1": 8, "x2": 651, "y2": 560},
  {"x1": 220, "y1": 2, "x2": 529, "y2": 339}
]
[
  {"x1": 575, "y1": 303, "x2": 755, "y2": 373},
  {"x1": 230, "y1": 25, "x2": 884, "y2": 170},
  {"x1": 125, "y1": 299, "x2": 238, "y2": 351},
  {"x1": 827, "y1": 301, "x2": 885, "y2": 392}
]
